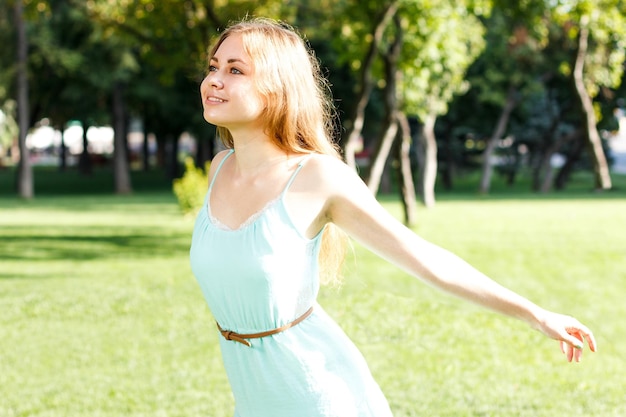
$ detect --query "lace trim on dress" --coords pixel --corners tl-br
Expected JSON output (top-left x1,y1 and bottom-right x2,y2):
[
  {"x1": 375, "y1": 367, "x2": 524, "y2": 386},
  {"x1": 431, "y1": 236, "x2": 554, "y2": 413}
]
[{"x1": 207, "y1": 195, "x2": 281, "y2": 231}]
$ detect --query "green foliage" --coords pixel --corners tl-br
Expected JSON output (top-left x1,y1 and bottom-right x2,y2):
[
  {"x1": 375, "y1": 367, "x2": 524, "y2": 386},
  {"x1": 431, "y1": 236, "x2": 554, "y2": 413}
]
[
  {"x1": 172, "y1": 157, "x2": 209, "y2": 215},
  {"x1": 551, "y1": 0, "x2": 626, "y2": 97},
  {"x1": 1, "y1": 0, "x2": 624, "y2": 196},
  {"x1": 0, "y1": 0, "x2": 15, "y2": 103},
  {"x1": 326, "y1": 0, "x2": 488, "y2": 120},
  {"x1": 0, "y1": 100, "x2": 18, "y2": 152},
  {"x1": 399, "y1": 0, "x2": 487, "y2": 119}
]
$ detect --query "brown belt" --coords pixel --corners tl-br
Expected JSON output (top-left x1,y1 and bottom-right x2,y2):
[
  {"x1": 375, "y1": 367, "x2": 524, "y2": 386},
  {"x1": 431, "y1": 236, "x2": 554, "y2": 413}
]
[{"x1": 216, "y1": 306, "x2": 314, "y2": 347}]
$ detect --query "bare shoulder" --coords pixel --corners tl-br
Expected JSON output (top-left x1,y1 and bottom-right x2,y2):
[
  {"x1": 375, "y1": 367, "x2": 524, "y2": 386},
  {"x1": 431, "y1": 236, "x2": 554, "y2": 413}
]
[
  {"x1": 302, "y1": 153, "x2": 363, "y2": 191},
  {"x1": 303, "y1": 153, "x2": 409, "y2": 248},
  {"x1": 298, "y1": 153, "x2": 375, "y2": 219}
]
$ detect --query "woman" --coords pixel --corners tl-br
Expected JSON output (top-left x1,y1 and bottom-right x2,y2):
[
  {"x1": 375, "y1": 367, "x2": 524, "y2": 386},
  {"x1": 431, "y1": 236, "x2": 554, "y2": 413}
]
[{"x1": 189, "y1": 17, "x2": 596, "y2": 417}]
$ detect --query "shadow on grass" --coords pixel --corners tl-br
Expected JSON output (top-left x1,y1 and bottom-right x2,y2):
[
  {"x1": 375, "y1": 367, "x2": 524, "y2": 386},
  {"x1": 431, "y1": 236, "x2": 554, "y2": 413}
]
[
  {"x1": 0, "y1": 192, "x2": 183, "y2": 213},
  {"x1": 0, "y1": 271, "x2": 86, "y2": 280},
  {"x1": 0, "y1": 229, "x2": 190, "y2": 274}
]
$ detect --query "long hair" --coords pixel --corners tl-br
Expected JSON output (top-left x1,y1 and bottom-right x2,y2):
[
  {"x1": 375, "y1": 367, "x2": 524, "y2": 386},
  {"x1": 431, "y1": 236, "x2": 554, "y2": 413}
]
[{"x1": 207, "y1": 18, "x2": 347, "y2": 285}]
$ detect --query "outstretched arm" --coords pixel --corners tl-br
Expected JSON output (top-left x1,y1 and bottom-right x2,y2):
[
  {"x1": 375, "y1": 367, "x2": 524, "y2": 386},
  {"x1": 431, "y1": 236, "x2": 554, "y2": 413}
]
[{"x1": 320, "y1": 159, "x2": 597, "y2": 362}]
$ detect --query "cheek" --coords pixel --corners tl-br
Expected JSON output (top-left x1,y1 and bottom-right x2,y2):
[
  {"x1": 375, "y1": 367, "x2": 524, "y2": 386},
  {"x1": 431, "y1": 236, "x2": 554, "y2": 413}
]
[
  {"x1": 238, "y1": 87, "x2": 266, "y2": 113},
  {"x1": 252, "y1": 94, "x2": 267, "y2": 113},
  {"x1": 199, "y1": 77, "x2": 209, "y2": 95},
  {"x1": 249, "y1": 88, "x2": 267, "y2": 111}
]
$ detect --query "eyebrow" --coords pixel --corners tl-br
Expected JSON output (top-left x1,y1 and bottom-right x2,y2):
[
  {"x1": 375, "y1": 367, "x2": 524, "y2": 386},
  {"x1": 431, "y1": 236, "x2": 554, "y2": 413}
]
[{"x1": 210, "y1": 56, "x2": 249, "y2": 66}]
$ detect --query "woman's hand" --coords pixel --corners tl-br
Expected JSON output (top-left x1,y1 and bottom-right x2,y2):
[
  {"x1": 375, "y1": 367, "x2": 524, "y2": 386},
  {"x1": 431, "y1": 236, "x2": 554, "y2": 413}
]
[{"x1": 535, "y1": 310, "x2": 597, "y2": 362}]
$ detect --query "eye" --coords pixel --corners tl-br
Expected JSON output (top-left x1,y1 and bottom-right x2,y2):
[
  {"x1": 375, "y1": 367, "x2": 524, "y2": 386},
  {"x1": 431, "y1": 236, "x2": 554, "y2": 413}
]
[
  {"x1": 230, "y1": 67, "x2": 243, "y2": 75},
  {"x1": 208, "y1": 65, "x2": 218, "y2": 73}
]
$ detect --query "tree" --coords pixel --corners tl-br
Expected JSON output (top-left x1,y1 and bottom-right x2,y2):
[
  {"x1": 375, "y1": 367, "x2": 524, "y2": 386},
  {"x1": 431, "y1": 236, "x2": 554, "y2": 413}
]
[
  {"x1": 14, "y1": 0, "x2": 33, "y2": 199},
  {"x1": 327, "y1": 0, "x2": 486, "y2": 215},
  {"x1": 365, "y1": 13, "x2": 402, "y2": 196},
  {"x1": 399, "y1": 0, "x2": 486, "y2": 207},
  {"x1": 365, "y1": 14, "x2": 420, "y2": 225},
  {"x1": 551, "y1": 0, "x2": 626, "y2": 190},
  {"x1": 25, "y1": 0, "x2": 110, "y2": 174},
  {"x1": 337, "y1": 1, "x2": 400, "y2": 171},
  {"x1": 471, "y1": 2, "x2": 550, "y2": 194},
  {"x1": 82, "y1": 0, "x2": 291, "y2": 180},
  {"x1": 570, "y1": 13, "x2": 610, "y2": 190}
]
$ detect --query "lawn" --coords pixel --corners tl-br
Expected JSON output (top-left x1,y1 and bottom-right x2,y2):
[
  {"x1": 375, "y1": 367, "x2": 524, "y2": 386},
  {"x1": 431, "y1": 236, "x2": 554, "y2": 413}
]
[{"x1": 0, "y1": 173, "x2": 625, "y2": 416}]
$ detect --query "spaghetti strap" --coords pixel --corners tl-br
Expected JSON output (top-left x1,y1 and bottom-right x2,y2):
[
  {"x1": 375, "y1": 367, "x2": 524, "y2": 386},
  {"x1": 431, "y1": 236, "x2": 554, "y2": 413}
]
[
  {"x1": 281, "y1": 153, "x2": 313, "y2": 197},
  {"x1": 208, "y1": 149, "x2": 234, "y2": 193}
]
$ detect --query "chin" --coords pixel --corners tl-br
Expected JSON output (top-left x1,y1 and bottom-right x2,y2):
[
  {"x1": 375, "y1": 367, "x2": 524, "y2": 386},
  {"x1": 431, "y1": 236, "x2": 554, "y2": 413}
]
[{"x1": 203, "y1": 111, "x2": 221, "y2": 125}]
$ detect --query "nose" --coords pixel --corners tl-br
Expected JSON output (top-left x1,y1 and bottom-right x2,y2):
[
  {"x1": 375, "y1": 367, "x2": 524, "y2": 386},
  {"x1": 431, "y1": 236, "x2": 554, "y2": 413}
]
[
  {"x1": 207, "y1": 73, "x2": 223, "y2": 89},
  {"x1": 200, "y1": 73, "x2": 222, "y2": 96}
]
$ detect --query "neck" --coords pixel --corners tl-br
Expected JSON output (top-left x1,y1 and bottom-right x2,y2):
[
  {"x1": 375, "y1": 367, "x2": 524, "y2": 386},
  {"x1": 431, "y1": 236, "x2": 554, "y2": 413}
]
[{"x1": 230, "y1": 130, "x2": 290, "y2": 177}]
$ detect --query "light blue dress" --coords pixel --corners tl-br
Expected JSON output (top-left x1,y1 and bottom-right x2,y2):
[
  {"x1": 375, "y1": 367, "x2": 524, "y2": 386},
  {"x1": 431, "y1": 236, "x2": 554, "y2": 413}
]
[{"x1": 190, "y1": 150, "x2": 393, "y2": 417}]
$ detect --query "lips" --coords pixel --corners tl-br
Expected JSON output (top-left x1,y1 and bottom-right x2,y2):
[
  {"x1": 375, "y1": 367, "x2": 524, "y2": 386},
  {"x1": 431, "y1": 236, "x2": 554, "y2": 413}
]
[{"x1": 207, "y1": 96, "x2": 226, "y2": 103}]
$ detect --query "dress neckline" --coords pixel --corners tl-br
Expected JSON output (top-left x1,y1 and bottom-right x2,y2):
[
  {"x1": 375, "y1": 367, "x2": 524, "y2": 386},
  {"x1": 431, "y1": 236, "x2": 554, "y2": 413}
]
[
  {"x1": 207, "y1": 195, "x2": 281, "y2": 232},
  {"x1": 205, "y1": 150, "x2": 313, "y2": 233}
]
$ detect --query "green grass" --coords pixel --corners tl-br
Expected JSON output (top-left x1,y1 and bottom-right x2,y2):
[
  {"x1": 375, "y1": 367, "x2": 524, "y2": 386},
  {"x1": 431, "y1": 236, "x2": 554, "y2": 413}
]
[
  {"x1": 1, "y1": 173, "x2": 625, "y2": 416},
  {"x1": 0, "y1": 166, "x2": 174, "y2": 196}
]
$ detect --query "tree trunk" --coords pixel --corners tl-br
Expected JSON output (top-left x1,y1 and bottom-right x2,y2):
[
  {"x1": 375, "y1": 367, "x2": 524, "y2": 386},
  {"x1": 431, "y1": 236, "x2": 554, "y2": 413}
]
[
  {"x1": 155, "y1": 134, "x2": 166, "y2": 169},
  {"x1": 537, "y1": 146, "x2": 558, "y2": 194},
  {"x1": 554, "y1": 135, "x2": 585, "y2": 190},
  {"x1": 572, "y1": 15, "x2": 611, "y2": 190},
  {"x1": 419, "y1": 112, "x2": 438, "y2": 208},
  {"x1": 505, "y1": 156, "x2": 520, "y2": 186},
  {"x1": 537, "y1": 129, "x2": 579, "y2": 193},
  {"x1": 531, "y1": 116, "x2": 560, "y2": 191},
  {"x1": 365, "y1": 13, "x2": 402, "y2": 196},
  {"x1": 396, "y1": 111, "x2": 417, "y2": 226},
  {"x1": 142, "y1": 118, "x2": 150, "y2": 172},
  {"x1": 15, "y1": 0, "x2": 33, "y2": 199},
  {"x1": 78, "y1": 120, "x2": 93, "y2": 175},
  {"x1": 440, "y1": 121, "x2": 455, "y2": 191},
  {"x1": 367, "y1": 121, "x2": 398, "y2": 195},
  {"x1": 59, "y1": 127, "x2": 67, "y2": 172},
  {"x1": 166, "y1": 133, "x2": 180, "y2": 180},
  {"x1": 342, "y1": 2, "x2": 398, "y2": 169},
  {"x1": 479, "y1": 86, "x2": 517, "y2": 194},
  {"x1": 196, "y1": 133, "x2": 213, "y2": 168},
  {"x1": 112, "y1": 82, "x2": 132, "y2": 194}
]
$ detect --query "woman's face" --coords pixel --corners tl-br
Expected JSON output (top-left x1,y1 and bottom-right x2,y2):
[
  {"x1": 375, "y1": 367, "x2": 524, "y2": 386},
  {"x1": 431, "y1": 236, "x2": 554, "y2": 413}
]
[{"x1": 200, "y1": 34, "x2": 266, "y2": 131}]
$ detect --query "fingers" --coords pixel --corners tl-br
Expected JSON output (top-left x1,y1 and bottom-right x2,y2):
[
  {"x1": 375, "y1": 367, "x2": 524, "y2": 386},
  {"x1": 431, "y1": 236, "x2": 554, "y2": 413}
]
[
  {"x1": 565, "y1": 321, "x2": 597, "y2": 352},
  {"x1": 539, "y1": 311, "x2": 597, "y2": 362},
  {"x1": 559, "y1": 324, "x2": 597, "y2": 362},
  {"x1": 559, "y1": 340, "x2": 572, "y2": 358},
  {"x1": 560, "y1": 339, "x2": 582, "y2": 362},
  {"x1": 579, "y1": 324, "x2": 598, "y2": 353},
  {"x1": 545, "y1": 312, "x2": 597, "y2": 362}
]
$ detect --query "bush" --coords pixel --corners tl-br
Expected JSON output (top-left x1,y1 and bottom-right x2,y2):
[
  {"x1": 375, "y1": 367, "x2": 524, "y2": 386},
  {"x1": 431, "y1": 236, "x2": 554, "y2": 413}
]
[{"x1": 172, "y1": 157, "x2": 209, "y2": 215}]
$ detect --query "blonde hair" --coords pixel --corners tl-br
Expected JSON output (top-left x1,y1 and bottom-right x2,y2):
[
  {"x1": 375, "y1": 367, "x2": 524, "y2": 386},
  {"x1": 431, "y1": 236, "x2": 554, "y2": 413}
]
[{"x1": 207, "y1": 17, "x2": 347, "y2": 285}]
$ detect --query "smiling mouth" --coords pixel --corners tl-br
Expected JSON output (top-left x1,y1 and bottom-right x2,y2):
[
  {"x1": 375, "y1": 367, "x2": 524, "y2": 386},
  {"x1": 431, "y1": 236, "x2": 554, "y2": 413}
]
[{"x1": 207, "y1": 97, "x2": 226, "y2": 103}]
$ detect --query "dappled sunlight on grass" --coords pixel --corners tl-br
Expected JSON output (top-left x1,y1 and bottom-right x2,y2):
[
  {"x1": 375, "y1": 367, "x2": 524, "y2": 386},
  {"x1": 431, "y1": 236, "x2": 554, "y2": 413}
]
[{"x1": 0, "y1": 189, "x2": 624, "y2": 416}]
